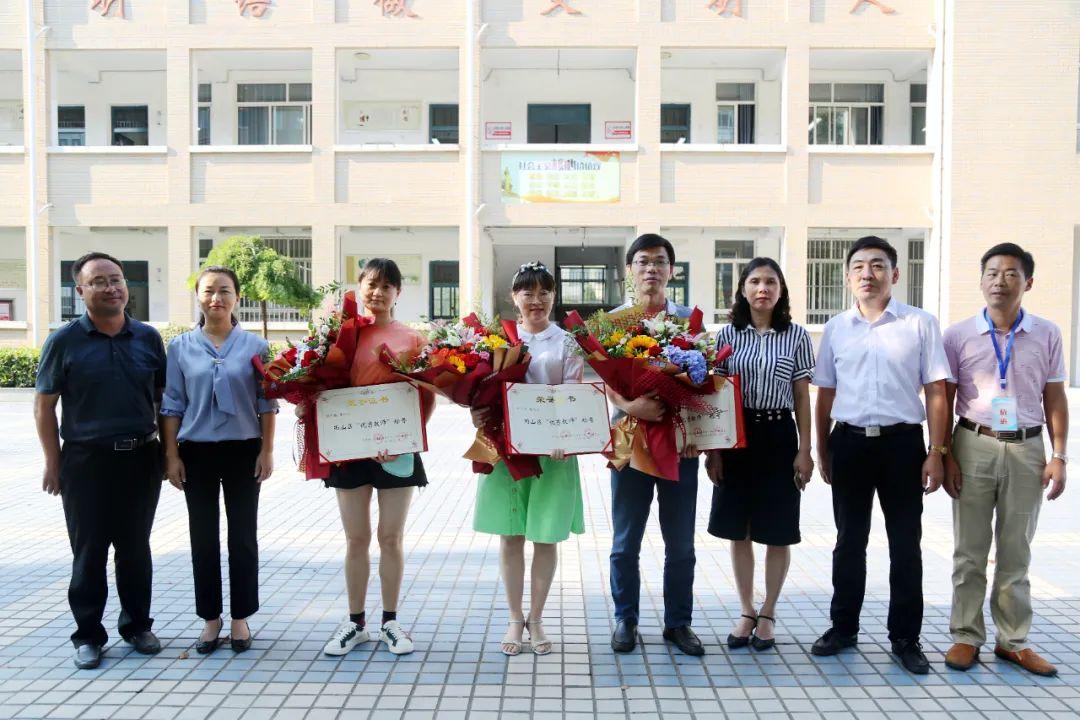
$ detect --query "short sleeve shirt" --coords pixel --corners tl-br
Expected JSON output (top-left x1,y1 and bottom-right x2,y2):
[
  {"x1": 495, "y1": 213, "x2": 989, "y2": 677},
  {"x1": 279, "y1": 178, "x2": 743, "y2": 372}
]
[
  {"x1": 716, "y1": 322, "x2": 815, "y2": 410},
  {"x1": 943, "y1": 310, "x2": 1066, "y2": 428},
  {"x1": 519, "y1": 323, "x2": 584, "y2": 385},
  {"x1": 35, "y1": 314, "x2": 167, "y2": 443}
]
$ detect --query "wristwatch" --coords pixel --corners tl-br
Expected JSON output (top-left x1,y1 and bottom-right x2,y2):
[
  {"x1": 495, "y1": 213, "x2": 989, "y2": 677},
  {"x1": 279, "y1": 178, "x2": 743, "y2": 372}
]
[
  {"x1": 1052, "y1": 452, "x2": 1069, "y2": 464},
  {"x1": 929, "y1": 444, "x2": 949, "y2": 456}
]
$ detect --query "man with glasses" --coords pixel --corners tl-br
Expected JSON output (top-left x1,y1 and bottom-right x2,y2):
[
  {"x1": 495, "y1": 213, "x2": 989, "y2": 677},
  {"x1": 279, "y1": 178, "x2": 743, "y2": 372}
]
[
  {"x1": 941, "y1": 243, "x2": 1068, "y2": 676},
  {"x1": 607, "y1": 233, "x2": 705, "y2": 656},
  {"x1": 34, "y1": 252, "x2": 167, "y2": 669},
  {"x1": 810, "y1": 236, "x2": 950, "y2": 674}
]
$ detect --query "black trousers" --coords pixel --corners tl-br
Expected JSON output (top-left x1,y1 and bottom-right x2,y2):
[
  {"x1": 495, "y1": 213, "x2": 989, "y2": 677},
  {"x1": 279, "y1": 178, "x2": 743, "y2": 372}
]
[
  {"x1": 60, "y1": 440, "x2": 162, "y2": 647},
  {"x1": 180, "y1": 439, "x2": 262, "y2": 620},
  {"x1": 828, "y1": 424, "x2": 925, "y2": 641}
]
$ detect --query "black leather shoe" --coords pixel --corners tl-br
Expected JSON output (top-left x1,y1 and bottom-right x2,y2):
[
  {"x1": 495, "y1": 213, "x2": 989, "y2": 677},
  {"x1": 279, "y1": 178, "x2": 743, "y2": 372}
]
[
  {"x1": 750, "y1": 615, "x2": 776, "y2": 651},
  {"x1": 810, "y1": 628, "x2": 858, "y2": 656},
  {"x1": 610, "y1": 620, "x2": 637, "y2": 652},
  {"x1": 195, "y1": 619, "x2": 222, "y2": 655},
  {"x1": 74, "y1": 644, "x2": 103, "y2": 669},
  {"x1": 231, "y1": 620, "x2": 252, "y2": 653},
  {"x1": 662, "y1": 625, "x2": 705, "y2": 656},
  {"x1": 892, "y1": 638, "x2": 930, "y2": 675},
  {"x1": 124, "y1": 630, "x2": 162, "y2": 655},
  {"x1": 727, "y1": 614, "x2": 757, "y2": 649}
]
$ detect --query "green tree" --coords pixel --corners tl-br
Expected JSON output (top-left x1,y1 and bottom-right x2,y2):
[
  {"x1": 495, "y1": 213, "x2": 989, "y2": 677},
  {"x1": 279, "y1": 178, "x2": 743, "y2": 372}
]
[{"x1": 190, "y1": 235, "x2": 322, "y2": 339}]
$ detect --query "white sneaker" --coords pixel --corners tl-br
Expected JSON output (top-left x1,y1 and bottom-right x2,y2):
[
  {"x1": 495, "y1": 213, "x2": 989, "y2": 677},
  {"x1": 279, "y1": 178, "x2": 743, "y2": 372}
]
[
  {"x1": 379, "y1": 620, "x2": 414, "y2": 655},
  {"x1": 322, "y1": 621, "x2": 370, "y2": 656}
]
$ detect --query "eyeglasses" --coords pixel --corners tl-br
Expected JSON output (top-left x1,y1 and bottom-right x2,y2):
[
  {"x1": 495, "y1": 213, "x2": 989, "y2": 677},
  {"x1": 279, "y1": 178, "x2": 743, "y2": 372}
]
[
  {"x1": 82, "y1": 278, "x2": 127, "y2": 291},
  {"x1": 632, "y1": 259, "x2": 671, "y2": 269}
]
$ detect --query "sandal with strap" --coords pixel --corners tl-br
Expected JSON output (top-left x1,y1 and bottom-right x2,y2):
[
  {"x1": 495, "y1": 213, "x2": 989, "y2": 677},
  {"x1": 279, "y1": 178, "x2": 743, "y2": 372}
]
[
  {"x1": 751, "y1": 614, "x2": 776, "y2": 651},
  {"x1": 501, "y1": 619, "x2": 525, "y2": 656},
  {"x1": 727, "y1": 614, "x2": 757, "y2": 649},
  {"x1": 526, "y1": 618, "x2": 552, "y2": 656}
]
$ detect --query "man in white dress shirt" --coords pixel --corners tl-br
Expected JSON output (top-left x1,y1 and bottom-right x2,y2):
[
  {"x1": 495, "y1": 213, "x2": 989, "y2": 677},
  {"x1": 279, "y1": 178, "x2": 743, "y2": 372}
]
[{"x1": 810, "y1": 236, "x2": 950, "y2": 674}]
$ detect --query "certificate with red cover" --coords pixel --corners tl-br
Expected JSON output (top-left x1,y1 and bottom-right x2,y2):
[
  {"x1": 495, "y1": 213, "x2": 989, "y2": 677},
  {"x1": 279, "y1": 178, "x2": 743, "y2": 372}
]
[
  {"x1": 503, "y1": 382, "x2": 613, "y2": 456},
  {"x1": 315, "y1": 383, "x2": 428, "y2": 463},
  {"x1": 675, "y1": 375, "x2": 747, "y2": 452}
]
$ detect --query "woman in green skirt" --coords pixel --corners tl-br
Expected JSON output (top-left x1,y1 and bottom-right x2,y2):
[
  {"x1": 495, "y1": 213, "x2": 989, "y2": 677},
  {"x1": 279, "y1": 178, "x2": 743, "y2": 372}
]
[{"x1": 472, "y1": 261, "x2": 585, "y2": 656}]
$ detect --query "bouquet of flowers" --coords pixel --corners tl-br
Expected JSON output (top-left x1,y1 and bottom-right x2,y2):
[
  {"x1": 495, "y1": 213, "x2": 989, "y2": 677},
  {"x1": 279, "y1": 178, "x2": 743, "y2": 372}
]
[
  {"x1": 381, "y1": 313, "x2": 540, "y2": 480},
  {"x1": 252, "y1": 290, "x2": 373, "y2": 480},
  {"x1": 564, "y1": 305, "x2": 733, "y2": 482}
]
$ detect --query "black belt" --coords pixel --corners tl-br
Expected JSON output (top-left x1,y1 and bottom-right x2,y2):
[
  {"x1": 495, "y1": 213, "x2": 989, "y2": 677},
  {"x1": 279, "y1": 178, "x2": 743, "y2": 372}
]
[
  {"x1": 746, "y1": 408, "x2": 791, "y2": 423},
  {"x1": 835, "y1": 421, "x2": 921, "y2": 438},
  {"x1": 958, "y1": 417, "x2": 1042, "y2": 443},
  {"x1": 71, "y1": 432, "x2": 159, "y2": 452}
]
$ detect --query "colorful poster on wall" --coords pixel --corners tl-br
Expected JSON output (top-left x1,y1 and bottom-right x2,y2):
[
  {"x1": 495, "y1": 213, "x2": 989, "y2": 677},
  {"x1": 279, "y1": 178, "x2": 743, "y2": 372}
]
[
  {"x1": 500, "y1": 152, "x2": 620, "y2": 204},
  {"x1": 345, "y1": 254, "x2": 422, "y2": 285}
]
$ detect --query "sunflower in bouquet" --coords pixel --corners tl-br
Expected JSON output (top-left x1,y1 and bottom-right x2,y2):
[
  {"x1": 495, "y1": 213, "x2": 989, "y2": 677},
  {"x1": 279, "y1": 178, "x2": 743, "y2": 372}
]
[
  {"x1": 381, "y1": 313, "x2": 541, "y2": 481},
  {"x1": 564, "y1": 305, "x2": 732, "y2": 482}
]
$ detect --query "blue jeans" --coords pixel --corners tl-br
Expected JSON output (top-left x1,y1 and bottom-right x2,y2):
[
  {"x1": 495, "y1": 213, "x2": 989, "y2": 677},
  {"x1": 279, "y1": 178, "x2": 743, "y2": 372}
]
[{"x1": 609, "y1": 459, "x2": 699, "y2": 629}]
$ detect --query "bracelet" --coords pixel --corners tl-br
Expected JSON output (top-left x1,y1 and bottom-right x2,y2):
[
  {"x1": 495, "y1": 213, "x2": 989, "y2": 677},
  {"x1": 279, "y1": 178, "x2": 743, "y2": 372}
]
[{"x1": 1052, "y1": 452, "x2": 1069, "y2": 464}]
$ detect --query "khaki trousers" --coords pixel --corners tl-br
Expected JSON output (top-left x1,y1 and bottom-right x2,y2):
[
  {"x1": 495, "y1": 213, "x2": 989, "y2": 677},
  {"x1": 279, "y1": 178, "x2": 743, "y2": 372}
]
[{"x1": 950, "y1": 423, "x2": 1045, "y2": 650}]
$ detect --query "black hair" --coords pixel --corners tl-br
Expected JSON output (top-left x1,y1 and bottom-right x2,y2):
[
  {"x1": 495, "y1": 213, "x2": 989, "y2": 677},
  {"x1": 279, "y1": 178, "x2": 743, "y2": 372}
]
[
  {"x1": 511, "y1": 261, "x2": 556, "y2": 293},
  {"x1": 980, "y1": 242, "x2": 1034, "y2": 278},
  {"x1": 71, "y1": 252, "x2": 124, "y2": 282},
  {"x1": 625, "y1": 233, "x2": 676, "y2": 266},
  {"x1": 195, "y1": 265, "x2": 241, "y2": 296},
  {"x1": 357, "y1": 257, "x2": 403, "y2": 291},
  {"x1": 729, "y1": 257, "x2": 792, "y2": 332},
  {"x1": 845, "y1": 235, "x2": 897, "y2": 269}
]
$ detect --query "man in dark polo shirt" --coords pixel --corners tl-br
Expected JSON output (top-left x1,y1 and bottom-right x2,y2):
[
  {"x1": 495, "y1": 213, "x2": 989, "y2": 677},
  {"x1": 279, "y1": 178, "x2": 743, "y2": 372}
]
[{"x1": 33, "y1": 252, "x2": 167, "y2": 669}]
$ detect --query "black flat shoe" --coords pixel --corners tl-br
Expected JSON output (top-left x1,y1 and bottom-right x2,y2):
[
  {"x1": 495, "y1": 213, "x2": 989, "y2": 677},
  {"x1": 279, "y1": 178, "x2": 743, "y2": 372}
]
[
  {"x1": 750, "y1": 615, "x2": 776, "y2": 651},
  {"x1": 892, "y1": 638, "x2": 930, "y2": 675},
  {"x1": 231, "y1": 620, "x2": 252, "y2": 653},
  {"x1": 610, "y1": 620, "x2": 637, "y2": 653},
  {"x1": 810, "y1": 628, "x2": 858, "y2": 656},
  {"x1": 663, "y1": 625, "x2": 705, "y2": 656},
  {"x1": 74, "y1": 644, "x2": 103, "y2": 669},
  {"x1": 196, "y1": 618, "x2": 223, "y2": 655},
  {"x1": 726, "y1": 614, "x2": 757, "y2": 649},
  {"x1": 124, "y1": 630, "x2": 162, "y2": 655}
]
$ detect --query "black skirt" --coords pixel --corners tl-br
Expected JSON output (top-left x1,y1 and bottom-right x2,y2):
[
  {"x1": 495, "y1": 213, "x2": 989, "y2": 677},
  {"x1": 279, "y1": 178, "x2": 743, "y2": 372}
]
[
  {"x1": 324, "y1": 453, "x2": 428, "y2": 490},
  {"x1": 707, "y1": 408, "x2": 801, "y2": 546}
]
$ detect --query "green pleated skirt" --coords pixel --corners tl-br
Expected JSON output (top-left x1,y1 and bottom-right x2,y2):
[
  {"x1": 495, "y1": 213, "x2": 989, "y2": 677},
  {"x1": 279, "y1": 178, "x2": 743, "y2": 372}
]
[{"x1": 473, "y1": 456, "x2": 585, "y2": 543}]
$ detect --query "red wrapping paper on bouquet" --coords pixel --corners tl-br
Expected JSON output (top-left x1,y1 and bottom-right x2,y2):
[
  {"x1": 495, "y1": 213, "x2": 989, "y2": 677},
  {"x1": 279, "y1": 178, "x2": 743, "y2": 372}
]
[
  {"x1": 563, "y1": 309, "x2": 733, "y2": 482},
  {"x1": 252, "y1": 291, "x2": 373, "y2": 480},
  {"x1": 380, "y1": 315, "x2": 542, "y2": 481}
]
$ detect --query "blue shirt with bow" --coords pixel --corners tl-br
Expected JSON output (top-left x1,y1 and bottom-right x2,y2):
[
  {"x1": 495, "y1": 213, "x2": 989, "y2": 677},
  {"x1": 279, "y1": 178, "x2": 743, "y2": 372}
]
[{"x1": 161, "y1": 326, "x2": 279, "y2": 442}]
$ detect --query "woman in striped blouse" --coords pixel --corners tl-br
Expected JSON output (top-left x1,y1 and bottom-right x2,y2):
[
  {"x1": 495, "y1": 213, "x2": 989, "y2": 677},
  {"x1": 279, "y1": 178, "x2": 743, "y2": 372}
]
[{"x1": 705, "y1": 257, "x2": 815, "y2": 651}]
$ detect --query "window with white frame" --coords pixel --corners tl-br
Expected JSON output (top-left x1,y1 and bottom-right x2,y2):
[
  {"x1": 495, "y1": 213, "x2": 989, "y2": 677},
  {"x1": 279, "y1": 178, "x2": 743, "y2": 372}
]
[
  {"x1": 558, "y1": 265, "x2": 606, "y2": 306},
  {"x1": 198, "y1": 83, "x2": 212, "y2": 146},
  {"x1": 111, "y1": 105, "x2": 149, "y2": 146},
  {"x1": 58, "y1": 105, "x2": 85, "y2": 146},
  {"x1": 199, "y1": 235, "x2": 312, "y2": 323},
  {"x1": 910, "y1": 83, "x2": 927, "y2": 146},
  {"x1": 236, "y1": 83, "x2": 312, "y2": 145},
  {"x1": 907, "y1": 237, "x2": 924, "y2": 308},
  {"x1": 715, "y1": 240, "x2": 754, "y2": 322},
  {"x1": 808, "y1": 83, "x2": 884, "y2": 146},
  {"x1": 806, "y1": 237, "x2": 854, "y2": 324},
  {"x1": 716, "y1": 83, "x2": 755, "y2": 144}
]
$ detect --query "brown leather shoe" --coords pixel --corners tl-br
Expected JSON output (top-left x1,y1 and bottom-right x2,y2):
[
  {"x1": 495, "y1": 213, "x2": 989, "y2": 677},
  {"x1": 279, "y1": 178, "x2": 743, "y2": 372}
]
[
  {"x1": 994, "y1": 646, "x2": 1058, "y2": 677},
  {"x1": 944, "y1": 643, "x2": 979, "y2": 670}
]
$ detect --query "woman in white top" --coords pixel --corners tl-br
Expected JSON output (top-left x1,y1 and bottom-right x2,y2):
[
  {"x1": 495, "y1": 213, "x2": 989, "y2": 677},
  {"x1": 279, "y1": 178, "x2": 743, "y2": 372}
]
[{"x1": 472, "y1": 262, "x2": 585, "y2": 656}]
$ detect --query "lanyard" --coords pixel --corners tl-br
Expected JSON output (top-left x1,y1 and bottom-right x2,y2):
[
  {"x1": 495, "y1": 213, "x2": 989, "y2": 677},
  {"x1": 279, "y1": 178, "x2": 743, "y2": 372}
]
[{"x1": 985, "y1": 309, "x2": 1022, "y2": 390}]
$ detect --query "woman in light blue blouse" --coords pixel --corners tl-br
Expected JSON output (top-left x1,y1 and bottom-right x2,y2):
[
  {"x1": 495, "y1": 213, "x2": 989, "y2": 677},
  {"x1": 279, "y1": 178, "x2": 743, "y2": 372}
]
[{"x1": 161, "y1": 266, "x2": 278, "y2": 655}]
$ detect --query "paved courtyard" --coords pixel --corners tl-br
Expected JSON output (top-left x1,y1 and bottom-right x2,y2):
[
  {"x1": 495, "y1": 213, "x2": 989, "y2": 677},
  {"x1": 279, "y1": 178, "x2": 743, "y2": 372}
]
[{"x1": 1, "y1": 389, "x2": 1079, "y2": 719}]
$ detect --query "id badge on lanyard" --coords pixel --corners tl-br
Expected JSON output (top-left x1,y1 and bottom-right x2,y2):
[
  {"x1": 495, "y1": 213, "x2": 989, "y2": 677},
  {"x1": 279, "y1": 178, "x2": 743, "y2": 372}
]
[{"x1": 987, "y1": 309, "x2": 1021, "y2": 432}]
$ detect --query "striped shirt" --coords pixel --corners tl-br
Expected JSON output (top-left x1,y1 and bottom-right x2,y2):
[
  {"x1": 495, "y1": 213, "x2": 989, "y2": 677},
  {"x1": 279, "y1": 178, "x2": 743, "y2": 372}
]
[{"x1": 716, "y1": 323, "x2": 815, "y2": 410}]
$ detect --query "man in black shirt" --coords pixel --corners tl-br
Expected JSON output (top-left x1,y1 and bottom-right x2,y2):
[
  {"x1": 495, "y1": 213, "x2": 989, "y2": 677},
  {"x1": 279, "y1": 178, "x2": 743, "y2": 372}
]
[{"x1": 34, "y1": 252, "x2": 167, "y2": 669}]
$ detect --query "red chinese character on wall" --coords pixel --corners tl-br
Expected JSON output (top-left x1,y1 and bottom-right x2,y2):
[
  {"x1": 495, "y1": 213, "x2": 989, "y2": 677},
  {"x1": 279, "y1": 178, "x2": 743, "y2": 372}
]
[
  {"x1": 541, "y1": 0, "x2": 582, "y2": 16},
  {"x1": 851, "y1": 0, "x2": 896, "y2": 14},
  {"x1": 706, "y1": 0, "x2": 742, "y2": 17},
  {"x1": 90, "y1": 0, "x2": 125, "y2": 18},
  {"x1": 374, "y1": 0, "x2": 419, "y2": 18},
  {"x1": 236, "y1": 0, "x2": 272, "y2": 17}
]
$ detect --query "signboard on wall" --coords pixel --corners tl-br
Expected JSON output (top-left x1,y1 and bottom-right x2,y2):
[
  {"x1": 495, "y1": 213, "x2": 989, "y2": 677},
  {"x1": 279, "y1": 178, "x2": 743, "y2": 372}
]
[
  {"x1": 485, "y1": 122, "x2": 512, "y2": 140},
  {"x1": 500, "y1": 152, "x2": 620, "y2": 204},
  {"x1": 345, "y1": 255, "x2": 422, "y2": 285},
  {"x1": 604, "y1": 121, "x2": 632, "y2": 140},
  {"x1": 342, "y1": 101, "x2": 422, "y2": 131}
]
